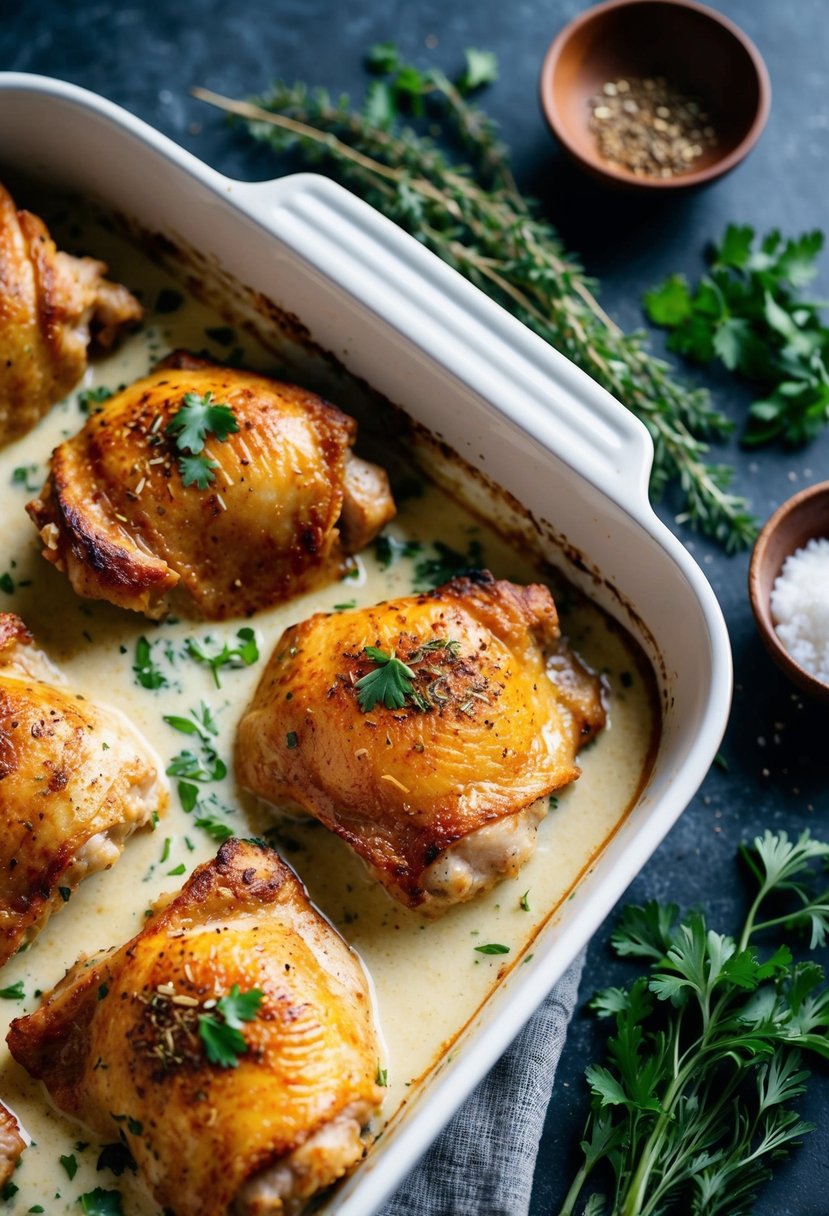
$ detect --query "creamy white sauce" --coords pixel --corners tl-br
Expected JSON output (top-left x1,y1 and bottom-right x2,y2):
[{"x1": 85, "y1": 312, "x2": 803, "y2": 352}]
[{"x1": 0, "y1": 221, "x2": 656, "y2": 1214}]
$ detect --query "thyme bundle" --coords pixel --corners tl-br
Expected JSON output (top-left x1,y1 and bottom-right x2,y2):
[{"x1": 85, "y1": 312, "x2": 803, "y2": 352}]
[{"x1": 194, "y1": 49, "x2": 756, "y2": 551}]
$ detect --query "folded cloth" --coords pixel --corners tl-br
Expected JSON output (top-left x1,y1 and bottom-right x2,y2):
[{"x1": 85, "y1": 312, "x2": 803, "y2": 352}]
[{"x1": 379, "y1": 953, "x2": 585, "y2": 1216}]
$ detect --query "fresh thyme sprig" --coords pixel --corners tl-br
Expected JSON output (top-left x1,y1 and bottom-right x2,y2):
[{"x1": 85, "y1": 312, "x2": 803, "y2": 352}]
[
  {"x1": 193, "y1": 51, "x2": 757, "y2": 551},
  {"x1": 558, "y1": 830, "x2": 829, "y2": 1216}
]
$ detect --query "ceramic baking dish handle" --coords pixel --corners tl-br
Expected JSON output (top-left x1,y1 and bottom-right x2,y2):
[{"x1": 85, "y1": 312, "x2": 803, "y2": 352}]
[{"x1": 235, "y1": 173, "x2": 655, "y2": 507}]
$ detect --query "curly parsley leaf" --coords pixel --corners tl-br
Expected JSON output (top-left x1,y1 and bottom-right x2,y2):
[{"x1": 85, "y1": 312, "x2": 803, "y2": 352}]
[
  {"x1": 645, "y1": 224, "x2": 829, "y2": 447},
  {"x1": 165, "y1": 391, "x2": 239, "y2": 487},
  {"x1": 355, "y1": 647, "x2": 415, "y2": 711},
  {"x1": 198, "y1": 984, "x2": 264, "y2": 1068}
]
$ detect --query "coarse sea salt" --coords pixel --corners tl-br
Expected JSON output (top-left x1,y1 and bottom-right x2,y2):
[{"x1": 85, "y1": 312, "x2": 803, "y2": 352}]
[{"x1": 770, "y1": 536, "x2": 829, "y2": 684}]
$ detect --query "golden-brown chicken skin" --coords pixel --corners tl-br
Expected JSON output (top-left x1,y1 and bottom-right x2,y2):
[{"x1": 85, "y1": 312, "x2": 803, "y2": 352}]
[
  {"x1": 27, "y1": 351, "x2": 396, "y2": 620},
  {"x1": 236, "y1": 573, "x2": 606, "y2": 910},
  {"x1": 0, "y1": 181, "x2": 142, "y2": 448},
  {"x1": 0, "y1": 1102, "x2": 25, "y2": 1187},
  {"x1": 0, "y1": 613, "x2": 166, "y2": 967},
  {"x1": 7, "y1": 839, "x2": 384, "y2": 1216}
]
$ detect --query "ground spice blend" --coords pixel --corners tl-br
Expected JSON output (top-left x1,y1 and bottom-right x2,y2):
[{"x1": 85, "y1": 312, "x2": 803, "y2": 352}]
[{"x1": 589, "y1": 76, "x2": 718, "y2": 178}]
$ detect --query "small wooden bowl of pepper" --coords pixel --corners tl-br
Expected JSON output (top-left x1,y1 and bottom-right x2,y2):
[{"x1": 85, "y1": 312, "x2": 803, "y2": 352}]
[{"x1": 540, "y1": 0, "x2": 770, "y2": 190}]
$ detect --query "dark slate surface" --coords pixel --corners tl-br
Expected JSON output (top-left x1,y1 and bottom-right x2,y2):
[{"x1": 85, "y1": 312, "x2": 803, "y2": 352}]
[{"x1": 3, "y1": 2, "x2": 828, "y2": 1213}]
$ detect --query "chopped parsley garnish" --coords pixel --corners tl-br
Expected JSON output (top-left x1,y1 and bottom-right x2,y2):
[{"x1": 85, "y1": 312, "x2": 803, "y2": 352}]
[
  {"x1": 60, "y1": 1153, "x2": 78, "y2": 1180},
  {"x1": 167, "y1": 863, "x2": 186, "y2": 876},
  {"x1": 286, "y1": 731, "x2": 299, "y2": 749},
  {"x1": 96, "y1": 1142, "x2": 136, "y2": 1177},
  {"x1": 333, "y1": 600, "x2": 357, "y2": 611},
  {"x1": 0, "y1": 572, "x2": 14, "y2": 595},
  {"x1": 0, "y1": 980, "x2": 24, "y2": 1000},
  {"x1": 166, "y1": 749, "x2": 227, "y2": 783},
  {"x1": 11, "y1": 464, "x2": 39, "y2": 491},
  {"x1": 165, "y1": 391, "x2": 239, "y2": 489},
  {"x1": 178, "y1": 782, "x2": 199, "y2": 813},
  {"x1": 77, "y1": 385, "x2": 113, "y2": 415},
  {"x1": 376, "y1": 1064, "x2": 389, "y2": 1086},
  {"x1": 413, "y1": 538, "x2": 485, "y2": 589},
  {"x1": 354, "y1": 639, "x2": 462, "y2": 713},
  {"x1": 198, "y1": 984, "x2": 264, "y2": 1068},
  {"x1": 355, "y1": 647, "x2": 416, "y2": 712},
  {"x1": 194, "y1": 813, "x2": 235, "y2": 843},
  {"x1": 163, "y1": 701, "x2": 218, "y2": 741},
  {"x1": 474, "y1": 943, "x2": 510, "y2": 955},
  {"x1": 59, "y1": 886, "x2": 72, "y2": 902},
  {"x1": 186, "y1": 627, "x2": 259, "y2": 687},
  {"x1": 78, "y1": 1188, "x2": 123, "y2": 1215},
  {"x1": 520, "y1": 891, "x2": 531, "y2": 912},
  {"x1": 133, "y1": 636, "x2": 168, "y2": 690},
  {"x1": 374, "y1": 533, "x2": 423, "y2": 569}
]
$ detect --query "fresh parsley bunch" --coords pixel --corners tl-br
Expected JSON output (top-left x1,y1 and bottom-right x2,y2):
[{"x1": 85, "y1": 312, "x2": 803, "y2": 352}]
[
  {"x1": 645, "y1": 227, "x2": 829, "y2": 447},
  {"x1": 559, "y1": 830, "x2": 829, "y2": 1216}
]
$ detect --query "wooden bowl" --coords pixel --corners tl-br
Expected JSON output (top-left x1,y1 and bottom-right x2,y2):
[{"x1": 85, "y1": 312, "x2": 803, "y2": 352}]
[
  {"x1": 539, "y1": 0, "x2": 771, "y2": 190},
  {"x1": 749, "y1": 481, "x2": 829, "y2": 703}
]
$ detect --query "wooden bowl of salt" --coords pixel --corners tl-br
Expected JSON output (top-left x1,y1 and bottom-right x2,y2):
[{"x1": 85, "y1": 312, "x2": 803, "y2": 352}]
[{"x1": 749, "y1": 480, "x2": 829, "y2": 703}]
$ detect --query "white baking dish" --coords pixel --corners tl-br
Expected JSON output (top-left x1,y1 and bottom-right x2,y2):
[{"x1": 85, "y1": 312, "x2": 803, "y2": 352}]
[{"x1": 0, "y1": 74, "x2": 731, "y2": 1215}]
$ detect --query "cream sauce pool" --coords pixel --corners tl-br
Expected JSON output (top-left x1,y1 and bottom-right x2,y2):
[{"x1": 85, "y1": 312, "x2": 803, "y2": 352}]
[{"x1": 0, "y1": 221, "x2": 657, "y2": 1213}]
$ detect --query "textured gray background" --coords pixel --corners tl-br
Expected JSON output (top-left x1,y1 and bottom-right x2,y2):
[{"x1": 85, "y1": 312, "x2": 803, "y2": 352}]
[{"x1": 3, "y1": 1, "x2": 828, "y2": 1212}]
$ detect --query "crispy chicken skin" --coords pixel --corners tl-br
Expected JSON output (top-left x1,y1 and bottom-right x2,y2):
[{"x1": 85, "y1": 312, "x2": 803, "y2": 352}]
[
  {"x1": 236, "y1": 573, "x2": 606, "y2": 909},
  {"x1": 7, "y1": 840, "x2": 384, "y2": 1216},
  {"x1": 0, "y1": 1102, "x2": 25, "y2": 1187},
  {"x1": 0, "y1": 612, "x2": 166, "y2": 967},
  {"x1": 0, "y1": 181, "x2": 141, "y2": 448},
  {"x1": 27, "y1": 351, "x2": 396, "y2": 620}
]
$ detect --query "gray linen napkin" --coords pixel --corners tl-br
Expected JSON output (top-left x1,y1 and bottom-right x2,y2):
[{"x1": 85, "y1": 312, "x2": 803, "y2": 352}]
[{"x1": 380, "y1": 953, "x2": 585, "y2": 1216}]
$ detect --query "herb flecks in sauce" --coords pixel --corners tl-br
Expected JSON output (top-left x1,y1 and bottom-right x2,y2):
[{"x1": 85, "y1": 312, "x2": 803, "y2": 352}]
[{"x1": 186, "y1": 627, "x2": 259, "y2": 688}]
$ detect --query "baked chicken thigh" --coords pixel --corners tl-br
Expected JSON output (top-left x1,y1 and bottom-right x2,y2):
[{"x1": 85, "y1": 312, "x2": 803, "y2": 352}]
[
  {"x1": 0, "y1": 613, "x2": 165, "y2": 966},
  {"x1": 0, "y1": 1102, "x2": 25, "y2": 1187},
  {"x1": 28, "y1": 351, "x2": 395, "y2": 619},
  {"x1": 0, "y1": 181, "x2": 141, "y2": 448},
  {"x1": 8, "y1": 839, "x2": 384, "y2": 1216},
  {"x1": 236, "y1": 573, "x2": 606, "y2": 910}
]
